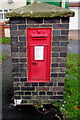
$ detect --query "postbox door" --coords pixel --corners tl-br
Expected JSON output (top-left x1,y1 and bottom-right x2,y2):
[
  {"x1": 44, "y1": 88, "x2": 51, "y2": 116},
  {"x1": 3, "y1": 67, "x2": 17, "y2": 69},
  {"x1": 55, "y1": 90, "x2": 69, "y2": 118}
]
[
  {"x1": 27, "y1": 28, "x2": 52, "y2": 83},
  {"x1": 28, "y1": 45, "x2": 49, "y2": 82}
]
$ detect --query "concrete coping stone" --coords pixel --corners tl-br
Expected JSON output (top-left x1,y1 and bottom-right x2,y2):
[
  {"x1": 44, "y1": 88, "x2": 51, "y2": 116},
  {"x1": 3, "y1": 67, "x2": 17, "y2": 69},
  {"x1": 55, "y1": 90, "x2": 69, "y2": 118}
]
[{"x1": 6, "y1": 2, "x2": 75, "y2": 18}]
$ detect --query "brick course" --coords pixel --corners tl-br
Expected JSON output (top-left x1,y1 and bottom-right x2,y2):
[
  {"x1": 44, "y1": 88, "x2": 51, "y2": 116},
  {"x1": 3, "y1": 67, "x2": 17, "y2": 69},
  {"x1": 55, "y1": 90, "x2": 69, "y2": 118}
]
[{"x1": 10, "y1": 17, "x2": 69, "y2": 105}]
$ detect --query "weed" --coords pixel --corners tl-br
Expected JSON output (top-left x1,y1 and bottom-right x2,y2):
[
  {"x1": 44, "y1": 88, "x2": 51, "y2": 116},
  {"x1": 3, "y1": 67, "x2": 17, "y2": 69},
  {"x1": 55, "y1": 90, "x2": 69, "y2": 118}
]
[
  {"x1": 0, "y1": 37, "x2": 10, "y2": 44},
  {"x1": 0, "y1": 54, "x2": 7, "y2": 61}
]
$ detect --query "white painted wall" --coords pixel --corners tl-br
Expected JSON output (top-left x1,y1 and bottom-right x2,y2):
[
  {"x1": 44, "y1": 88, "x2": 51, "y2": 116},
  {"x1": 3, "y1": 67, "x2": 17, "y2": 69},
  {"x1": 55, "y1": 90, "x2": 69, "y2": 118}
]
[
  {"x1": 69, "y1": 0, "x2": 80, "y2": 2},
  {"x1": 5, "y1": 28, "x2": 10, "y2": 37},
  {"x1": 0, "y1": 0, "x2": 26, "y2": 37},
  {"x1": 0, "y1": 0, "x2": 26, "y2": 9},
  {"x1": 69, "y1": 7, "x2": 80, "y2": 30}
]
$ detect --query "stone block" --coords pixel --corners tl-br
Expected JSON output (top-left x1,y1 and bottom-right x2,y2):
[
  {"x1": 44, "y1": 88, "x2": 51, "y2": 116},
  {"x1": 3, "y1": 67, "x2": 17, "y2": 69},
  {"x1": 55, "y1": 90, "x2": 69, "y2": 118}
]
[
  {"x1": 32, "y1": 92, "x2": 38, "y2": 95},
  {"x1": 10, "y1": 18, "x2": 26, "y2": 24},
  {"x1": 52, "y1": 47, "x2": 67, "y2": 52},
  {"x1": 22, "y1": 96, "x2": 31, "y2": 99},
  {"x1": 53, "y1": 30, "x2": 60, "y2": 36},
  {"x1": 11, "y1": 30, "x2": 26, "y2": 37},
  {"x1": 12, "y1": 58, "x2": 19, "y2": 63},
  {"x1": 50, "y1": 96, "x2": 63, "y2": 99},
  {"x1": 44, "y1": 18, "x2": 60, "y2": 23},
  {"x1": 39, "y1": 83, "x2": 46, "y2": 86},
  {"x1": 11, "y1": 37, "x2": 18, "y2": 42},
  {"x1": 61, "y1": 17, "x2": 69, "y2": 23},
  {"x1": 19, "y1": 37, "x2": 26, "y2": 41},
  {"x1": 52, "y1": 53, "x2": 59, "y2": 57},
  {"x1": 25, "y1": 92, "x2": 31, "y2": 95},
  {"x1": 60, "y1": 53, "x2": 67, "y2": 57},
  {"x1": 59, "y1": 63, "x2": 66, "y2": 67},
  {"x1": 27, "y1": 18, "x2": 43, "y2": 24},
  {"x1": 39, "y1": 92, "x2": 46, "y2": 95},
  {"x1": 20, "y1": 78, "x2": 27, "y2": 82},
  {"x1": 53, "y1": 36, "x2": 68, "y2": 41},
  {"x1": 13, "y1": 87, "x2": 20, "y2": 91},
  {"x1": 36, "y1": 87, "x2": 49, "y2": 91},
  {"x1": 18, "y1": 25, "x2": 26, "y2": 30},
  {"x1": 53, "y1": 24, "x2": 69, "y2": 29},
  {"x1": 11, "y1": 47, "x2": 18, "y2": 52},
  {"x1": 52, "y1": 42, "x2": 60, "y2": 46},
  {"x1": 14, "y1": 78, "x2": 19, "y2": 82},
  {"x1": 47, "y1": 92, "x2": 53, "y2": 95},
  {"x1": 58, "y1": 83, "x2": 65, "y2": 86},
  {"x1": 21, "y1": 87, "x2": 35, "y2": 91},
  {"x1": 51, "y1": 63, "x2": 58, "y2": 67},
  {"x1": 60, "y1": 42, "x2": 68, "y2": 46},
  {"x1": 10, "y1": 25, "x2": 17, "y2": 30},
  {"x1": 26, "y1": 25, "x2": 39, "y2": 28},
  {"x1": 19, "y1": 47, "x2": 26, "y2": 52},
  {"x1": 14, "y1": 96, "x2": 21, "y2": 99},
  {"x1": 51, "y1": 73, "x2": 57, "y2": 77},
  {"x1": 20, "y1": 58, "x2": 26, "y2": 62},
  {"x1": 61, "y1": 30, "x2": 69, "y2": 35},
  {"x1": 59, "y1": 73, "x2": 66, "y2": 77}
]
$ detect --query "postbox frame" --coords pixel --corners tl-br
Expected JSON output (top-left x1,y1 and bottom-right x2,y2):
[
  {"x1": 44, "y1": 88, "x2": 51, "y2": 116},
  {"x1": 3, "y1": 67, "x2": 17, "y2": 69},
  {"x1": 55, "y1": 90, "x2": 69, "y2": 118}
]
[{"x1": 27, "y1": 28, "x2": 52, "y2": 83}]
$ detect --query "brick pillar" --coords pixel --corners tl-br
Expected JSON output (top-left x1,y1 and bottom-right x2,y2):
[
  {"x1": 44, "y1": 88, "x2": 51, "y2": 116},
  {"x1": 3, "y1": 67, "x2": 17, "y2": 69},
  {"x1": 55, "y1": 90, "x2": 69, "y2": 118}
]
[
  {"x1": 0, "y1": 22, "x2": 5, "y2": 37},
  {"x1": 10, "y1": 17, "x2": 69, "y2": 105}
]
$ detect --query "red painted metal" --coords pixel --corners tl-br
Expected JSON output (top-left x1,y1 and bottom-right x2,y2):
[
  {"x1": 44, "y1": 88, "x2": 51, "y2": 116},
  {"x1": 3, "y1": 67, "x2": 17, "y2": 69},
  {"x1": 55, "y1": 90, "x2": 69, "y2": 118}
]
[{"x1": 27, "y1": 28, "x2": 52, "y2": 83}]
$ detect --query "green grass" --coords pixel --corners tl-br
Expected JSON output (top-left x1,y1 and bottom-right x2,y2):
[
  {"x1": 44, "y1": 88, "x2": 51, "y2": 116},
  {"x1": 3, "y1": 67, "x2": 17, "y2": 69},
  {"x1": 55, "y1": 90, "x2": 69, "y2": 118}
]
[
  {"x1": 0, "y1": 37, "x2": 10, "y2": 44},
  {"x1": 54, "y1": 54, "x2": 79, "y2": 119},
  {"x1": 0, "y1": 54, "x2": 7, "y2": 61}
]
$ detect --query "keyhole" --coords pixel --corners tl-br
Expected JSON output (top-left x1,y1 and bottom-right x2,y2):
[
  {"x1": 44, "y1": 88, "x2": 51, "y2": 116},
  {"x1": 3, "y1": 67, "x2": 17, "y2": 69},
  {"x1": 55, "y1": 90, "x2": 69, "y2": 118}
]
[{"x1": 32, "y1": 62, "x2": 36, "y2": 66}]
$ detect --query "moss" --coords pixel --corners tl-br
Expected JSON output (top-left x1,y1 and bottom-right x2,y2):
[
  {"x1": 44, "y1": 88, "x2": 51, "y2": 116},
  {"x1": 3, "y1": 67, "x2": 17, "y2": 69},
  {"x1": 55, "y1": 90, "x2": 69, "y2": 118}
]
[{"x1": 6, "y1": 2, "x2": 75, "y2": 18}]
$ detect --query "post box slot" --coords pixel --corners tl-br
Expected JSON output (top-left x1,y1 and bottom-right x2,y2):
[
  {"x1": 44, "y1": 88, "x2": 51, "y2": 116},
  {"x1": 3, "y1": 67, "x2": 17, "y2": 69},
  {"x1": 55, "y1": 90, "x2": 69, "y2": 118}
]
[{"x1": 31, "y1": 34, "x2": 47, "y2": 38}]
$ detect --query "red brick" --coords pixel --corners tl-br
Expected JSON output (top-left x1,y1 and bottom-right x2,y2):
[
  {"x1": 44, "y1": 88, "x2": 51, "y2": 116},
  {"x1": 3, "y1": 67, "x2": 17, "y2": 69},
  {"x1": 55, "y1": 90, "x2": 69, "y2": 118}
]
[
  {"x1": 36, "y1": 96, "x2": 50, "y2": 99},
  {"x1": 14, "y1": 82, "x2": 24, "y2": 86},
  {"x1": 52, "y1": 47, "x2": 67, "y2": 52},
  {"x1": 53, "y1": 87, "x2": 64, "y2": 91},
  {"x1": 36, "y1": 87, "x2": 49, "y2": 91},
  {"x1": 0, "y1": 22, "x2": 5, "y2": 37}
]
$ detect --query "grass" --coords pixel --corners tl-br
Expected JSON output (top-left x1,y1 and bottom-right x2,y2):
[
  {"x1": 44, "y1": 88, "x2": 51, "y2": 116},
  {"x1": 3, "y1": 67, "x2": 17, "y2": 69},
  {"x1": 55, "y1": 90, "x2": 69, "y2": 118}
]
[
  {"x1": 0, "y1": 54, "x2": 7, "y2": 61},
  {"x1": 0, "y1": 37, "x2": 10, "y2": 44},
  {"x1": 54, "y1": 54, "x2": 79, "y2": 119}
]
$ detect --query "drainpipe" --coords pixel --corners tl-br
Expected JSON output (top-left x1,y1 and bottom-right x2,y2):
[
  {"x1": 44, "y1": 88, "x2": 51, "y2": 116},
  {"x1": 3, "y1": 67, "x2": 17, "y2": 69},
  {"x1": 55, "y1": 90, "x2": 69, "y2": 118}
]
[{"x1": 62, "y1": 0, "x2": 66, "y2": 8}]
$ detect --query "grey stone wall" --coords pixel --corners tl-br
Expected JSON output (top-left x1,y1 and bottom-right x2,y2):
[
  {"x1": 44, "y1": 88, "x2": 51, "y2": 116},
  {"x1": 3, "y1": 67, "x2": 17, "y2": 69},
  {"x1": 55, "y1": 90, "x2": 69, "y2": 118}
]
[{"x1": 10, "y1": 17, "x2": 69, "y2": 105}]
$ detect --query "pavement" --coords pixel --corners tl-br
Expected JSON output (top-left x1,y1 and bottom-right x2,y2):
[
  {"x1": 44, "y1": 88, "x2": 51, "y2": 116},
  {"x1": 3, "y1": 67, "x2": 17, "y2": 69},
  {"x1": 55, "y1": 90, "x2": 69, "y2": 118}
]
[
  {"x1": 67, "y1": 40, "x2": 79, "y2": 54},
  {"x1": 0, "y1": 40, "x2": 79, "y2": 120},
  {"x1": 69, "y1": 30, "x2": 80, "y2": 41}
]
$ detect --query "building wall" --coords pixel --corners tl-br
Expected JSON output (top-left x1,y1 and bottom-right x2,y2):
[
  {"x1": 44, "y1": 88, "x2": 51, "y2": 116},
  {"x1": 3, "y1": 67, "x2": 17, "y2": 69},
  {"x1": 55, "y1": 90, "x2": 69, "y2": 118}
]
[
  {"x1": 69, "y1": 7, "x2": 80, "y2": 30},
  {"x1": 5, "y1": 28, "x2": 10, "y2": 37},
  {"x1": 10, "y1": 17, "x2": 69, "y2": 105},
  {"x1": 0, "y1": 0, "x2": 26, "y2": 9},
  {"x1": 0, "y1": 0, "x2": 26, "y2": 37},
  {"x1": 0, "y1": 0, "x2": 26, "y2": 22}
]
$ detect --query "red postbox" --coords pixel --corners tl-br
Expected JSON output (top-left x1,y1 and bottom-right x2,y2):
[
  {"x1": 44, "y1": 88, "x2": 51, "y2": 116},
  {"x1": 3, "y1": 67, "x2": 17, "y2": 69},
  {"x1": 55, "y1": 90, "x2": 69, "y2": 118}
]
[{"x1": 27, "y1": 28, "x2": 52, "y2": 83}]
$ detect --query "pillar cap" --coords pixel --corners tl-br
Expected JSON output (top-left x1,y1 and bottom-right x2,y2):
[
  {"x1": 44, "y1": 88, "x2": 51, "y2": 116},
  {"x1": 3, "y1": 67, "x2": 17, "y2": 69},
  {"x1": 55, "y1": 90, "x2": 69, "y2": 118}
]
[{"x1": 6, "y1": 2, "x2": 75, "y2": 18}]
